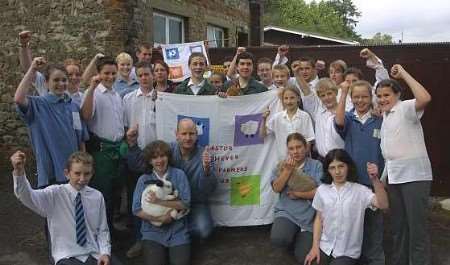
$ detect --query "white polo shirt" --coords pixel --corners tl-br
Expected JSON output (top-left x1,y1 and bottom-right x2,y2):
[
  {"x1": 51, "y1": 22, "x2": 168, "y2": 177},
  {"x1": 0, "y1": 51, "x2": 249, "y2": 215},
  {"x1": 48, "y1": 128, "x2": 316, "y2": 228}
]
[
  {"x1": 82, "y1": 83, "x2": 124, "y2": 142},
  {"x1": 313, "y1": 182, "x2": 375, "y2": 259},
  {"x1": 302, "y1": 93, "x2": 344, "y2": 157},
  {"x1": 267, "y1": 109, "x2": 315, "y2": 160},
  {"x1": 380, "y1": 99, "x2": 432, "y2": 184},
  {"x1": 123, "y1": 88, "x2": 157, "y2": 149}
]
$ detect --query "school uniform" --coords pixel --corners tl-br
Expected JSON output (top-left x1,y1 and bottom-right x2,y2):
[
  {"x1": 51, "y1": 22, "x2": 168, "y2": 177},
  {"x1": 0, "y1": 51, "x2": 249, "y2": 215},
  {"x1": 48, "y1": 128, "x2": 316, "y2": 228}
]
[
  {"x1": 334, "y1": 109, "x2": 385, "y2": 265},
  {"x1": 174, "y1": 78, "x2": 217, "y2": 95},
  {"x1": 132, "y1": 167, "x2": 191, "y2": 265},
  {"x1": 16, "y1": 93, "x2": 88, "y2": 188},
  {"x1": 13, "y1": 174, "x2": 113, "y2": 265},
  {"x1": 222, "y1": 77, "x2": 268, "y2": 95},
  {"x1": 302, "y1": 93, "x2": 344, "y2": 158},
  {"x1": 288, "y1": 76, "x2": 319, "y2": 96},
  {"x1": 313, "y1": 182, "x2": 376, "y2": 264},
  {"x1": 123, "y1": 87, "x2": 157, "y2": 149},
  {"x1": 82, "y1": 83, "x2": 125, "y2": 227},
  {"x1": 70, "y1": 91, "x2": 84, "y2": 107},
  {"x1": 113, "y1": 75, "x2": 139, "y2": 98},
  {"x1": 270, "y1": 158, "x2": 323, "y2": 263},
  {"x1": 380, "y1": 99, "x2": 432, "y2": 265},
  {"x1": 267, "y1": 109, "x2": 315, "y2": 160}
]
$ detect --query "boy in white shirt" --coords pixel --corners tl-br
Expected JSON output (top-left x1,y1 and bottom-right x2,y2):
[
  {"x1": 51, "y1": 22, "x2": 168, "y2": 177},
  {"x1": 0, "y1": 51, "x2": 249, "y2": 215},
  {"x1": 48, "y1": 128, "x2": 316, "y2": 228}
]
[{"x1": 11, "y1": 150, "x2": 122, "y2": 265}]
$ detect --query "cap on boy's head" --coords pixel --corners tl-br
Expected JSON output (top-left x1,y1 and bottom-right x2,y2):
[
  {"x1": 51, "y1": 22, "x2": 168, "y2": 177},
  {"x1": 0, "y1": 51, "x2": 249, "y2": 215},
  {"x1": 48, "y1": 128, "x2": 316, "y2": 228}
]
[
  {"x1": 65, "y1": 151, "x2": 94, "y2": 171},
  {"x1": 96, "y1": 56, "x2": 117, "y2": 72}
]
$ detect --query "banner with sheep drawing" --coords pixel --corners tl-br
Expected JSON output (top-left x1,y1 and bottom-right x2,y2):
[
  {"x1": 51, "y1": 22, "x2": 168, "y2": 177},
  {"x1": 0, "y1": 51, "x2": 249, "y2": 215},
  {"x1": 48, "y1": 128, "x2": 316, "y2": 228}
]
[{"x1": 155, "y1": 90, "x2": 282, "y2": 226}]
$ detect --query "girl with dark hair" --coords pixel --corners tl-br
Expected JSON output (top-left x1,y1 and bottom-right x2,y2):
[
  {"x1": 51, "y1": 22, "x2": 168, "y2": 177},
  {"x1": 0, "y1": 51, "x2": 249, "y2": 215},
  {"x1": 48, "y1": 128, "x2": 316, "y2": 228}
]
[
  {"x1": 375, "y1": 64, "x2": 432, "y2": 265},
  {"x1": 305, "y1": 149, "x2": 388, "y2": 265},
  {"x1": 270, "y1": 133, "x2": 323, "y2": 264},
  {"x1": 132, "y1": 140, "x2": 191, "y2": 265},
  {"x1": 153, "y1": 60, "x2": 177, "y2": 93}
]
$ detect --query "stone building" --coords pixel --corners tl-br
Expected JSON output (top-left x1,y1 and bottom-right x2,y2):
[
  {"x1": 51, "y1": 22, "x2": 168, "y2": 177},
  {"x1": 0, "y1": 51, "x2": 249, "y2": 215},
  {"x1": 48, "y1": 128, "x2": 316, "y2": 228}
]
[{"x1": 0, "y1": 0, "x2": 250, "y2": 171}]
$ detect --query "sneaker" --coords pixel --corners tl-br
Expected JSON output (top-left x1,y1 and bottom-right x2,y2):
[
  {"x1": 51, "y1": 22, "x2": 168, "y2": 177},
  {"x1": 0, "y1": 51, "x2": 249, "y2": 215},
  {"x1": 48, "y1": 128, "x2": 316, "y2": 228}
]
[{"x1": 126, "y1": 241, "x2": 143, "y2": 258}]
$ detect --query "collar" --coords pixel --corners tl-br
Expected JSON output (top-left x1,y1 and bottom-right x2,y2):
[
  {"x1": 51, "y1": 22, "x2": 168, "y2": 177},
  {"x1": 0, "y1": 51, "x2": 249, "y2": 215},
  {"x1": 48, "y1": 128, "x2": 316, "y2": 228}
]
[
  {"x1": 188, "y1": 78, "x2": 205, "y2": 87},
  {"x1": 116, "y1": 74, "x2": 138, "y2": 84},
  {"x1": 331, "y1": 181, "x2": 351, "y2": 191},
  {"x1": 153, "y1": 170, "x2": 168, "y2": 180},
  {"x1": 65, "y1": 184, "x2": 90, "y2": 201},
  {"x1": 282, "y1": 109, "x2": 301, "y2": 120},
  {"x1": 136, "y1": 87, "x2": 154, "y2": 97},
  {"x1": 388, "y1": 100, "x2": 402, "y2": 113},
  {"x1": 44, "y1": 92, "x2": 70, "y2": 103},
  {"x1": 353, "y1": 109, "x2": 372, "y2": 121},
  {"x1": 97, "y1": 83, "x2": 114, "y2": 94}
]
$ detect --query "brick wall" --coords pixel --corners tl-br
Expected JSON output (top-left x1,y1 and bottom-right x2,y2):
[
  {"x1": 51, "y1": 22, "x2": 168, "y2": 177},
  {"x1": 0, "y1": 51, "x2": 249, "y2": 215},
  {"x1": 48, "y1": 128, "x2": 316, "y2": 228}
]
[{"x1": 0, "y1": 0, "x2": 249, "y2": 172}]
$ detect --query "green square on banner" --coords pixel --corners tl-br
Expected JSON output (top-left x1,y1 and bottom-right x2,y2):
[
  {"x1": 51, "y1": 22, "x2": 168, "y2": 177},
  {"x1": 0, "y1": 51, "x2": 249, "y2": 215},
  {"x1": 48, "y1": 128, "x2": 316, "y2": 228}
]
[{"x1": 230, "y1": 175, "x2": 260, "y2": 206}]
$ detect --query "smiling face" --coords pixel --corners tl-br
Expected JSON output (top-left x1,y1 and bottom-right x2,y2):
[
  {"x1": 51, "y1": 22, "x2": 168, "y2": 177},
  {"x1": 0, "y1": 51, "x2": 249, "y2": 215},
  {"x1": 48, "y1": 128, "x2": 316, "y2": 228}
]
[
  {"x1": 237, "y1": 58, "x2": 253, "y2": 79},
  {"x1": 47, "y1": 69, "x2": 68, "y2": 96},
  {"x1": 117, "y1": 59, "x2": 132, "y2": 78},
  {"x1": 328, "y1": 159, "x2": 348, "y2": 185},
  {"x1": 65, "y1": 162, "x2": 93, "y2": 191},
  {"x1": 99, "y1": 64, "x2": 117, "y2": 89},
  {"x1": 273, "y1": 69, "x2": 289, "y2": 88},
  {"x1": 351, "y1": 85, "x2": 372, "y2": 115},
  {"x1": 329, "y1": 66, "x2": 344, "y2": 85},
  {"x1": 189, "y1": 56, "x2": 207, "y2": 80},
  {"x1": 376, "y1": 86, "x2": 400, "y2": 112},
  {"x1": 257, "y1": 63, "x2": 272, "y2": 84},
  {"x1": 150, "y1": 154, "x2": 169, "y2": 175},
  {"x1": 287, "y1": 139, "x2": 307, "y2": 163},
  {"x1": 209, "y1": 74, "x2": 224, "y2": 91},
  {"x1": 65, "y1": 64, "x2": 81, "y2": 93},
  {"x1": 317, "y1": 89, "x2": 338, "y2": 110}
]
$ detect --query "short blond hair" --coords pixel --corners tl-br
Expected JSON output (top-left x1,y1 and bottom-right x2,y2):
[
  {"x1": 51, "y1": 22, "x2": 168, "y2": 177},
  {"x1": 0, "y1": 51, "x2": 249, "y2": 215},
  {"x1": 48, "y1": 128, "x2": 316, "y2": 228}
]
[
  {"x1": 272, "y1": 64, "x2": 290, "y2": 76},
  {"x1": 65, "y1": 151, "x2": 94, "y2": 171},
  {"x1": 116, "y1": 52, "x2": 133, "y2": 64},
  {"x1": 315, "y1": 78, "x2": 338, "y2": 95}
]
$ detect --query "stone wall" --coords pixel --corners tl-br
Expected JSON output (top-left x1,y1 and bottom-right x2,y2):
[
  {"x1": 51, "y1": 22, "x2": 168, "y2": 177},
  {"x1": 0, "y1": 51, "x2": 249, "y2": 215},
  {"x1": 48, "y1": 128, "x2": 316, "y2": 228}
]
[{"x1": 0, "y1": 0, "x2": 249, "y2": 172}]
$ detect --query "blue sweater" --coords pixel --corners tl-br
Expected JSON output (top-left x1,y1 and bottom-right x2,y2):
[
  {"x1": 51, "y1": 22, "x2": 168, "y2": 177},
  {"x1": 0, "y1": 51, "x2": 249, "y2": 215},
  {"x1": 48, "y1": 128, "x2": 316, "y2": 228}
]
[{"x1": 334, "y1": 110, "x2": 384, "y2": 187}]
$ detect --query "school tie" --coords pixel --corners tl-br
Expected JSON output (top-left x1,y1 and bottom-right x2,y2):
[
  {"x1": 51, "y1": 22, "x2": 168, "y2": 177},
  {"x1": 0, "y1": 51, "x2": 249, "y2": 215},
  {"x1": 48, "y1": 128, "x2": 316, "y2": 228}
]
[{"x1": 75, "y1": 192, "x2": 87, "y2": 247}]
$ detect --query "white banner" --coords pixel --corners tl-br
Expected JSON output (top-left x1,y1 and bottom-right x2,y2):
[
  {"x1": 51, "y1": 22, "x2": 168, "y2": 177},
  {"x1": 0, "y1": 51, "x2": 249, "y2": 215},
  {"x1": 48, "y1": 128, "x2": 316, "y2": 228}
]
[
  {"x1": 161, "y1": 41, "x2": 209, "y2": 82},
  {"x1": 155, "y1": 91, "x2": 282, "y2": 226}
]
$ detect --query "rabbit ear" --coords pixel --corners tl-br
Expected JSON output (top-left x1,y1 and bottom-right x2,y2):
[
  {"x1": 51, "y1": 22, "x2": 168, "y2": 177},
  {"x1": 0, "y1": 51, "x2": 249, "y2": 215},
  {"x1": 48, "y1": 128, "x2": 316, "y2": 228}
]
[{"x1": 155, "y1": 179, "x2": 164, "y2": 187}]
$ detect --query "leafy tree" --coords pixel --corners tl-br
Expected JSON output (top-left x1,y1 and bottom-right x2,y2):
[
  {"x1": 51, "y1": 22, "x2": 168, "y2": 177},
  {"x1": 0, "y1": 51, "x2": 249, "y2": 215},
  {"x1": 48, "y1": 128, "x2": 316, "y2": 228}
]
[
  {"x1": 361, "y1": 32, "x2": 394, "y2": 45},
  {"x1": 263, "y1": 0, "x2": 361, "y2": 40}
]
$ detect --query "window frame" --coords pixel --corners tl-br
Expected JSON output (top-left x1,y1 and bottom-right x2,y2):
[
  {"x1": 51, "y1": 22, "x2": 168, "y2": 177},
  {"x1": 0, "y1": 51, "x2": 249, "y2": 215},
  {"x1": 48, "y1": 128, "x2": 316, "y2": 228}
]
[
  {"x1": 153, "y1": 11, "x2": 185, "y2": 45},
  {"x1": 207, "y1": 24, "x2": 225, "y2": 48}
]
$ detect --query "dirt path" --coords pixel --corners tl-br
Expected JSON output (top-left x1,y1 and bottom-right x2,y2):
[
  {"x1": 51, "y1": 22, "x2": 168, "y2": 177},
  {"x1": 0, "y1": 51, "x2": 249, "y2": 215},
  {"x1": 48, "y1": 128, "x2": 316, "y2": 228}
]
[{"x1": 1, "y1": 173, "x2": 449, "y2": 265}]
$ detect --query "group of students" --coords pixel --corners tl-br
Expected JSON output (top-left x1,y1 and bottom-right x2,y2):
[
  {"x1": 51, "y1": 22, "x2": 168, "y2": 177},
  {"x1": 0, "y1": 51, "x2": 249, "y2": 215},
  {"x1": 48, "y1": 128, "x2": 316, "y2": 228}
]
[{"x1": 10, "y1": 30, "x2": 433, "y2": 265}]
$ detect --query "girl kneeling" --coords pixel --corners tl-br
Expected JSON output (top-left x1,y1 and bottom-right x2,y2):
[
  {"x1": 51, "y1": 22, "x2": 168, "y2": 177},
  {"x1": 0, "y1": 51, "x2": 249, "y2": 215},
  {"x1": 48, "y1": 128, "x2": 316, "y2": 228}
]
[
  {"x1": 305, "y1": 149, "x2": 388, "y2": 265},
  {"x1": 132, "y1": 140, "x2": 191, "y2": 265},
  {"x1": 270, "y1": 133, "x2": 323, "y2": 263}
]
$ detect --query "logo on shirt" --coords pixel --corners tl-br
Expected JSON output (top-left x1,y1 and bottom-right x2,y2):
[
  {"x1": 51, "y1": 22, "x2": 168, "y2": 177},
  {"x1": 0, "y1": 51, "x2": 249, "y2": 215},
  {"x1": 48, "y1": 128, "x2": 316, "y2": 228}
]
[
  {"x1": 165, "y1": 48, "x2": 180, "y2": 60},
  {"x1": 177, "y1": 115, "x2": 210, "y2": 146},
  {"x1": 234, "y1": 113, "x2": 264, "y2": 146}
]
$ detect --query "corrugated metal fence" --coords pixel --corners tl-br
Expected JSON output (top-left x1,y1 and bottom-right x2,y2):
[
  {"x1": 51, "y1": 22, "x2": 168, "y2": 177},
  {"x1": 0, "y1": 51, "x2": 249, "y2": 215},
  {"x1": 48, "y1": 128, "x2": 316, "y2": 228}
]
[{"x1": 209, "y1": 44, "x2": 450, "y2": 196}]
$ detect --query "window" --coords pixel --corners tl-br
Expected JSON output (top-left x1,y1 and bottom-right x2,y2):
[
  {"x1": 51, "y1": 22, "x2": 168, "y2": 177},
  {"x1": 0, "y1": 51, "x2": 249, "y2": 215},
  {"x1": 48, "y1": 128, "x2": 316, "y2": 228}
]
[
  {"x1": 153, "y1": 12, "x2": 184, "y2": 45},
  {"x1": 207, "y1": 25, "x2": 225, "y2": 48}
]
